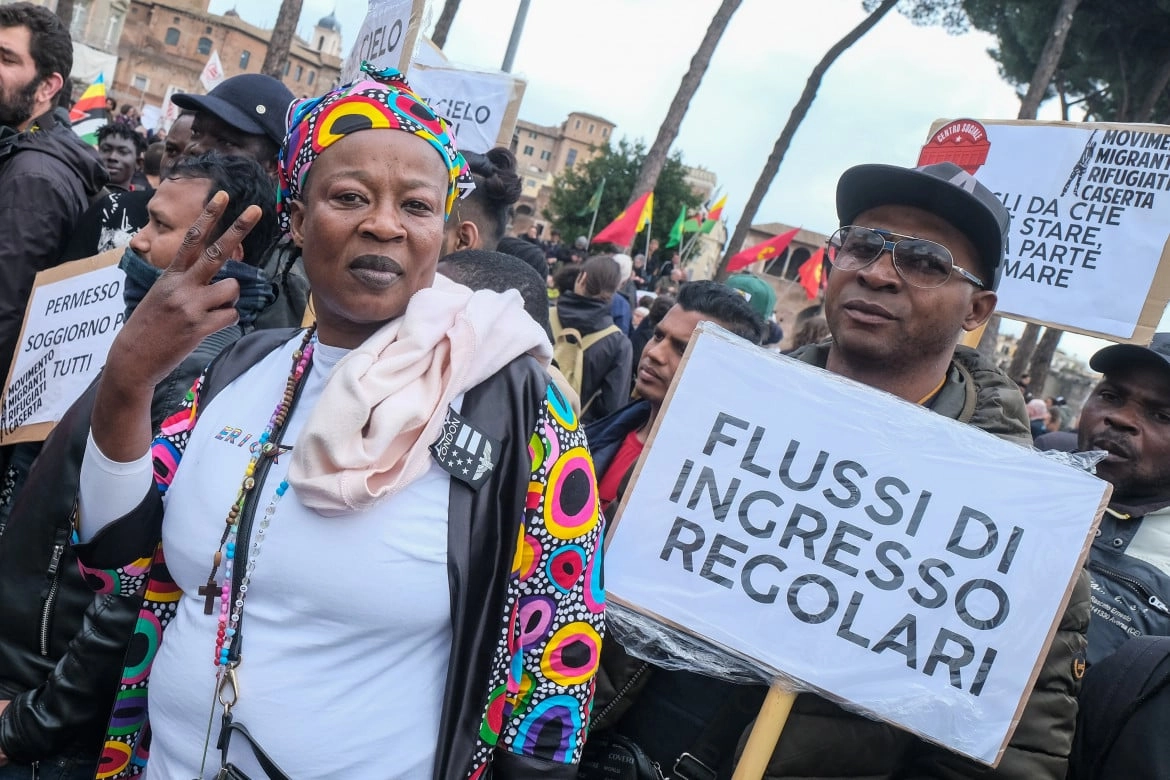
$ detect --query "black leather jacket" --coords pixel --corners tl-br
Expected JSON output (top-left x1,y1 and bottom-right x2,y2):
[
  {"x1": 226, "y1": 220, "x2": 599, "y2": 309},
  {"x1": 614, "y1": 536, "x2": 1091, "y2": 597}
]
[
  {"x1": 0, "y1": 385, "x2": 138, "y2": 762},
  {"x1": 0, "y1": 327, "x2": 243, "y2": 763},
  {"x1": 1085, "y1": 501, "x2": 1170, "y2": 665}
]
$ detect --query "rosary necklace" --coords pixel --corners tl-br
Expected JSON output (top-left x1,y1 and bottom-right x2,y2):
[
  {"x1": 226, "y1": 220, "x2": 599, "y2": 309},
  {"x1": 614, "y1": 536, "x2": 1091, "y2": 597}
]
[{"x1": 195, "y1": 327, "x2": 317, "y2": 666}]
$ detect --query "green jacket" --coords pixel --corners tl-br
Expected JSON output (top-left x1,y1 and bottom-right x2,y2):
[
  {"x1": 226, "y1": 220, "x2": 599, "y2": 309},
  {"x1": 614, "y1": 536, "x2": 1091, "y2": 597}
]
[{"x1": 594, "y1": 341, "x2": 1089, "y2": 779}]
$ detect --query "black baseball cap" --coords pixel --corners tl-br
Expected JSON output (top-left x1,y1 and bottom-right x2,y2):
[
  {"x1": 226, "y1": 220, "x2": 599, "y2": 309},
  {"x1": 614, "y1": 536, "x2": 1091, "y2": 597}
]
[
  {"x1": 836, "y1": 162, "x2": 1011, "y2": 291},
  {"x1": 1090, "y1": 332, "x2": 1170, "y2": 378},
  {"x1": 172, "y1": 74, "x2": 294, "y2": 147}
]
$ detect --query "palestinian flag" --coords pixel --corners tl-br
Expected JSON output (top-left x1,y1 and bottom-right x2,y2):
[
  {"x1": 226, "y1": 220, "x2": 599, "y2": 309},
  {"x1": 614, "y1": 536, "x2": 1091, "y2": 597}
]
[{"x1": 70, "y1": 74, "x2": 108, "y2": 146}]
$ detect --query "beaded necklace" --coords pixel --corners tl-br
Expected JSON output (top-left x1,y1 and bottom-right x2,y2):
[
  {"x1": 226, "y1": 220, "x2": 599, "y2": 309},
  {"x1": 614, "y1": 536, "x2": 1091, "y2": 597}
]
[{"x1": 198, "y1": 327, "x2": 317, "y2": 668}]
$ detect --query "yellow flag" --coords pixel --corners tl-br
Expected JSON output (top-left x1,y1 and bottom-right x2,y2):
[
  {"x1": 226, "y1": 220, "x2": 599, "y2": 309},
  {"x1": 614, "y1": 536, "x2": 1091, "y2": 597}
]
[{"x1": 635, "y1": 193, "x2": 654, "y2": 232}]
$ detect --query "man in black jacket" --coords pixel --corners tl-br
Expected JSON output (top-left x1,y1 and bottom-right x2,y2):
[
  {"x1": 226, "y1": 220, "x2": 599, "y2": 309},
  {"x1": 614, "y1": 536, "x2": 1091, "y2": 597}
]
[
  {"x1": 1075, "y1": 332, "x2": 1170, "y2": 665},
  {"x1": 592, "y1": 163, "x2": 1087, "y2": 780},
  {"x1": 0, "y1": 154, "x2": 278, "y2": 779},
  {"x1": 0, "y1": 3, "x2": 107, "y2": 389}
]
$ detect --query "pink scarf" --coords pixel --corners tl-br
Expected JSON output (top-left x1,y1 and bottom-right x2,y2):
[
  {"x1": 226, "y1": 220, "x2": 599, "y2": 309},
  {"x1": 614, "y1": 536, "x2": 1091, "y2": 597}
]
[{"x1": 288, "y1": 274, "x2": 552, "y2": 515}]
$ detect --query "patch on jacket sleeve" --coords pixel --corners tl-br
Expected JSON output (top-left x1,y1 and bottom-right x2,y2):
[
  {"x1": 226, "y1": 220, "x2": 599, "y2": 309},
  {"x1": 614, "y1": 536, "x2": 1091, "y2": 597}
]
[{"x1": 430, "y1": 406, "x2": 500, "y2": 490}]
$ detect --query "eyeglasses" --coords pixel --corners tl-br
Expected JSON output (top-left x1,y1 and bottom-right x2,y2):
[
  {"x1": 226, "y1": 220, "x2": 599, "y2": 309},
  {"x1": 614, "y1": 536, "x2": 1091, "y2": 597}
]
[{"x1": 827, "y1": 226, "x2": 985, "y2": 290}]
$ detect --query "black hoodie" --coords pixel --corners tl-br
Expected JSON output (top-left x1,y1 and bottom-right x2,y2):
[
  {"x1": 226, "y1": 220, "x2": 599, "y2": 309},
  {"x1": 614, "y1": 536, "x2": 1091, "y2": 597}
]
[
  {"x1": 0, "y1": 111, "x2": 108, "y2": 384},
  {"x1": 554, "y1": 291, "x2": 632, "y2": 422}
]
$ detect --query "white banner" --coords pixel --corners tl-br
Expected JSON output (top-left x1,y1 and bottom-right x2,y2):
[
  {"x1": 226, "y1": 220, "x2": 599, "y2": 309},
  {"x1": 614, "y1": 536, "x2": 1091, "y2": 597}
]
[
  {"x1": 342, "y1": 0, "x2": 425, "y2": 83},
  {"x1": 0, "y1": 250, "x2": 126, "y2": 444},
  {"x1": 605, "y1": 325, "x2": 1108, "y2": 766},
  {"x1": 70, "y1": 42, "x2": 117, "y2": 88},
  {"x1": 407, "y1": 63, "x2": 523, "y2": 154}
]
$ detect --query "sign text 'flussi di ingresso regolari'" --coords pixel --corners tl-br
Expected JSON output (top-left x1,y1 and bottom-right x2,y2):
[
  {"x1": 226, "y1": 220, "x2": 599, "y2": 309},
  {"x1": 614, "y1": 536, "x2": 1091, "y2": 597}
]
[
  {"x1": 604, "y1": 325, "x2": 1110, "y2": 767},
  {"x1": 919, "y1": 119, "x2": 1170, "y2": 343}
]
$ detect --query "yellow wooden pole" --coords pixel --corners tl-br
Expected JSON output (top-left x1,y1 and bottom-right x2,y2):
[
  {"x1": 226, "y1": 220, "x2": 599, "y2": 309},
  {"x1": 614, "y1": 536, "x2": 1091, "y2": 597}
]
[{"x1": 730, "y1": 683, "x2": 797, "y2": 780}]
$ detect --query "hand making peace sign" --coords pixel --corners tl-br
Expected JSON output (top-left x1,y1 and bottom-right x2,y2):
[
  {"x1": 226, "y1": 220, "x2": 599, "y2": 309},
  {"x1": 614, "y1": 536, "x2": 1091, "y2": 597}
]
[{"x1": 91, "y1": 192, "x2": 263, "y2": 462}]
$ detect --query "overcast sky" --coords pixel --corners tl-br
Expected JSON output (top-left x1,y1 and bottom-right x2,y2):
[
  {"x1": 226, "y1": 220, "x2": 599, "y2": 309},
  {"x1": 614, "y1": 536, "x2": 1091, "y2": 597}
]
[{"x1": 207, "y1": 0, "x2": 1170, "y2": 360}]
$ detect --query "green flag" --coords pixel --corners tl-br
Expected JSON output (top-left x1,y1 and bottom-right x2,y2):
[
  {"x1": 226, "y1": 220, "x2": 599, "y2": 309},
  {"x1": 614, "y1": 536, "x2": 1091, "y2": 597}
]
[
  {"x1": 665, "y1": 205, "x2": 687, "y2": 248},
  {"x1": 578, "y1": 177, "x2": 606, "y2": 217}
]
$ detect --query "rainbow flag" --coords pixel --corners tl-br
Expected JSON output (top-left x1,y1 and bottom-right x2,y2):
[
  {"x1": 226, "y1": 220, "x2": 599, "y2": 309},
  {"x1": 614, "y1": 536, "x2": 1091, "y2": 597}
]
[{"x1": 70, "y1": 74, "x2": 108, "y2": 145}]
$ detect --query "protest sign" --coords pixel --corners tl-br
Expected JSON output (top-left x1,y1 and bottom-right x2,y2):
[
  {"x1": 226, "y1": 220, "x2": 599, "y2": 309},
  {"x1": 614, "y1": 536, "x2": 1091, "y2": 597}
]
[
  {"x1": 341, "y1": 0, "x2": 425, "y2": 84},
  {"x1": 407, "y1": 62, "x2": 526, "y2": 153},
  {"x1": 140, "y1": 104, "x2": 161, "y2": 131},
  {"x1": 605, "y1": 324, "x2": 1109, "y2": 767},
  {"x1": 0, "y1": 249, "x2": 126, "y2": 444},
  {"x1": 919, "y1": 119, "x2": 1170, "y2": 343},
  {"x1": 414, "y1": 35, "x2": 448, "y2": 68}
]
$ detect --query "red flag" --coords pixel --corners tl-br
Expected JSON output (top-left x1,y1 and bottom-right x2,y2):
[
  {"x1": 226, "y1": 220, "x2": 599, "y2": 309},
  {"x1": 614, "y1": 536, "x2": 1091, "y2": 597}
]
[
  {"x1": 797, "y1": 247, "x2": 826, "y2": 300},
  {"x1": 726, "y1": 227, "x2": 799, "y2": 273},
  {"x1": 592, "y1": 192, "x2": 653, "y2": 247}
]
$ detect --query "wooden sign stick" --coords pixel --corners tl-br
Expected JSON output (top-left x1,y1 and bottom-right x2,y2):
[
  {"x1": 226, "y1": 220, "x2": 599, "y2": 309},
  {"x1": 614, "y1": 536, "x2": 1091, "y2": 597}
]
[{"x1": 731, "y1": 683, "x2": 797, "y2": 780}]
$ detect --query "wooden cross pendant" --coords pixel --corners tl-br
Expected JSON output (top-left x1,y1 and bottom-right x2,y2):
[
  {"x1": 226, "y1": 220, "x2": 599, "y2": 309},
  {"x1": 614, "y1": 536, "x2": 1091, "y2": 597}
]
[{"x1": 198, "y1": 578, "x2": 219, "y2": 615}]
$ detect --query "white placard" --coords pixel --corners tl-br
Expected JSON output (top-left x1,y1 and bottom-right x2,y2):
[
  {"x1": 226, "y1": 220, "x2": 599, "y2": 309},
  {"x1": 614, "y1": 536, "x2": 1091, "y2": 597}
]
[
  {"x1": 140, "y1": 104, "x2": 161, "y2": 131},
  {"x1": 958, "y1": 122, "x2": 1170, "y2": 341},
  {"x1": 407, "y1": 63, "x2": 522, "y2": 154},
  {"x1": 342, "y1": 0, "x2": 425, "y2": 83},
  {"x1": 605, "y1": 325, "x2": 1108, "y2": 766},
  {"x1": 0, "y1": 251, "x2": 126, "y2": 443}
]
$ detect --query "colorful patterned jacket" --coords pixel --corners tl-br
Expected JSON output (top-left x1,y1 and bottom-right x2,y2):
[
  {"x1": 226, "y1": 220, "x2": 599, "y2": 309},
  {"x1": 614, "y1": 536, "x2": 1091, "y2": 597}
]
[{"x1": 74, "y1": 329, "x2": 604, "y2": 779}]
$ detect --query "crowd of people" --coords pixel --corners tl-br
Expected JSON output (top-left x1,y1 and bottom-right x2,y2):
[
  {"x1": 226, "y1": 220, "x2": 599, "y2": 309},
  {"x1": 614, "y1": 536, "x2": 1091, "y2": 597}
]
[{"x1": 0, "y1": 3, "x2": 1167, "y2": 779}]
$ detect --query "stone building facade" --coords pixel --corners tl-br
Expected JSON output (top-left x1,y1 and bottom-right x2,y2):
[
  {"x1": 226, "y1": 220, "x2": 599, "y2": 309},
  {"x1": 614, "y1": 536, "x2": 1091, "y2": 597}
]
[
  {"x1": 511, "y1": 111, "x2": 615, "y2": 234},
  {"x1": 112, "y1": 0, "x2": 341, "y2": 114}
]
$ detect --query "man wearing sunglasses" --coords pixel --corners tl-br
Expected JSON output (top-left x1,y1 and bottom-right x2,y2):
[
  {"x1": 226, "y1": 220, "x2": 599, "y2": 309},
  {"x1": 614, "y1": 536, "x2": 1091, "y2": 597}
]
[
  {"x1": 772, "y1": 161, "x2": 1089, "y2": 778},
  {"x1": 795, "y1": 161, "x2": 1026, "y2": 434}
]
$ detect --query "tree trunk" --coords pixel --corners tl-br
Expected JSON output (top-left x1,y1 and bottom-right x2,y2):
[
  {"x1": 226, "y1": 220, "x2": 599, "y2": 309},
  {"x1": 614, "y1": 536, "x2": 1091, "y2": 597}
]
[
  {"x1": 262, "y1": 0, "x2": 304, "y2": 80},
  {"x1": 56, "y1": 0, "x2": 75, "y2": 31},
  {"x1": 1028, "y1": 327, "x2": 1063, "y2": 396},
  {"x1": 1114, "y1": 48, "x2": 1132, "y2": 122},
  {"x1": 625, "y1": 0, "x2": 742, "y2": 209},
  {"x1": 1007, "y1": 322, "x2": 1042, "y2": 381},
  {"x1": 1136, "y1": 57, "x2": 1170, "y2": 122},
  {"x1": 976, "y1": 313, "x2": 1001, "y2": 358},
  {"x1": 431, "y1": 0, "x2": 461, "y2": 49},
  {"x1": 1017, "y1": 0, "x2": 1082, "y2": 119},
  {"x1": 982, "y1": 0, "x2": 1082, "y2": 357},
  {"x1": 716, "y1": 0, "x2": 898, "y2": 280}
]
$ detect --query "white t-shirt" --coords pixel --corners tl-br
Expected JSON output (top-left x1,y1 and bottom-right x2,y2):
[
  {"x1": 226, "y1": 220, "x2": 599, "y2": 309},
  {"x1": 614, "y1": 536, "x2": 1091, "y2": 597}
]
[{"x1": 87, "y1": 336, "x2": 454, "y2": 779}]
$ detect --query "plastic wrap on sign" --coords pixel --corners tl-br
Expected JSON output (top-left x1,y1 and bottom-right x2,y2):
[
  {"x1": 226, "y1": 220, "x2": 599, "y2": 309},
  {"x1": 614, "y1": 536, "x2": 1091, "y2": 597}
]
[
  {"x1": 1038, "y1": 447, "x2": 1107, "y2": 473},
  {"x1": 603, "y1": 323, "x2": 1111, "y2": 766}
]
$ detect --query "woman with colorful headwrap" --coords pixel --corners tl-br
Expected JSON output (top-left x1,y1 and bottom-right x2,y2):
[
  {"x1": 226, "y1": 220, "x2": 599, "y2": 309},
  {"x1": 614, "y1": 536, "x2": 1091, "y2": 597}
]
[{"x1": 72, "y1": 65, "x2": 603, "y2": 780}]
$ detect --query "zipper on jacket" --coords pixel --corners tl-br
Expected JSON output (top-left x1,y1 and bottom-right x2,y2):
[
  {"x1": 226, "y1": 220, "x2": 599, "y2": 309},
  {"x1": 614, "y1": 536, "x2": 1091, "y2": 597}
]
[
  {"x1": 40, "y1": 541, "x2": 65, "y2": 657},
  {"x1": 593, "y1": 660, "x2": 652, "y2": 727},
  {"x1": 1089, "y1": 558, "x2": 1170, "y2": 617}
]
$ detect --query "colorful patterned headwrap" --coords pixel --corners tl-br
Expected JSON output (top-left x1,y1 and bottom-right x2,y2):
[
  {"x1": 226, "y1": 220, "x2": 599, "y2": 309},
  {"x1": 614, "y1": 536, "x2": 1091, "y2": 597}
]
[{"x1": 276, "y1": 63, "x2": 474, "y2": 231}]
